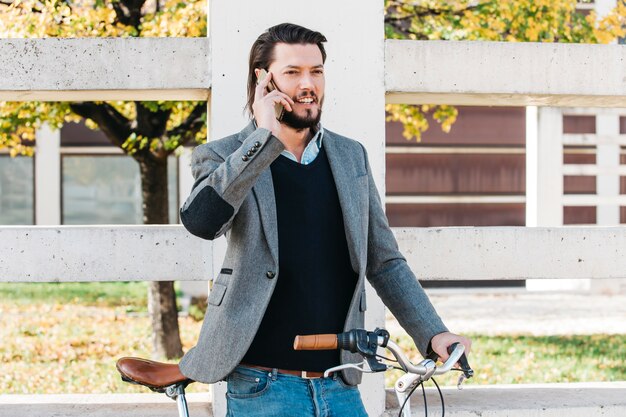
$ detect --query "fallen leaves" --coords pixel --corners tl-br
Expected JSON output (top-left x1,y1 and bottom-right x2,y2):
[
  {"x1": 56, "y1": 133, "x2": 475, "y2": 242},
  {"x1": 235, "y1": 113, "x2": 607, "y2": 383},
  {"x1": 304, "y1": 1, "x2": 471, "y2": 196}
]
[
  {"x1": 0, "y1": 302, "x2": 206, "y2": 394},
  {"x1": 2, "y1": 286, "x2": 624, "y2": 394}
]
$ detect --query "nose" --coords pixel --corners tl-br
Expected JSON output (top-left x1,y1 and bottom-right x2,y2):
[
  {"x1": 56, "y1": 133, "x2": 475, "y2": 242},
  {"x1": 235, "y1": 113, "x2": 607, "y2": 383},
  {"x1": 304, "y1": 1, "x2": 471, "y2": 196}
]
[{"x1": 298, "y1": 72, "x2": 315, "y2": 91}]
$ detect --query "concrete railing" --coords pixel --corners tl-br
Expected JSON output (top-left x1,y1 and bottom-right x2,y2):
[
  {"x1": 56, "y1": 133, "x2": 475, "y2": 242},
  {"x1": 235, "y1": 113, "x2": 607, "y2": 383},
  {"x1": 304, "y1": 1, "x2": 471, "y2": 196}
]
[
  {"x1": 384, "y1": 40, "x2": 626, "y2": 107},
  {"x1": 3, "y1": 38, "x2": 626, "y2": 107},
  {"x1": 0, "y1": 38, "x2": 210, "y2": 101},
  {"x1": 4, "y1": 225, "x2": 626, "y2": 282},
  {"x1": 2, "y1": 225, "x2": 625, "y2": 416},
  {"x1": 0, "y1": 225, "x2": 211, "y2": 282}
]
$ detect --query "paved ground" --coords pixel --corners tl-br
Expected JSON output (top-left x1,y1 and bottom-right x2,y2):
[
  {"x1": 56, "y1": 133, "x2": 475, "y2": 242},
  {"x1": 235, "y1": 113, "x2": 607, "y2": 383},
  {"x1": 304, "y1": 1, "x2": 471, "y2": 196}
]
[{"x1": 386, "y1": 289, "x2": 626, "y2": 335}]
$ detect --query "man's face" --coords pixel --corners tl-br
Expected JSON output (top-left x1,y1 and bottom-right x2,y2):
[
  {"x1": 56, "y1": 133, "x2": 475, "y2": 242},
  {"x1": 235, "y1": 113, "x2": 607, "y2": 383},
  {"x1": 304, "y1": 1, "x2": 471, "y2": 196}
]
[{"x1": 267, "y1": 43, "x2": 325, "y2": 129}]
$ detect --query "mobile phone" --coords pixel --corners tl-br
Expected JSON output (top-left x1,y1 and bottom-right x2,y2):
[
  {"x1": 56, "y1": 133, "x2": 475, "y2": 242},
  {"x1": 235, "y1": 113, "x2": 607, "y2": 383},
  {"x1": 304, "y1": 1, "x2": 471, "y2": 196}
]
[{"x1": 257, "y1": 69, "x2": 285, "y2": 121}]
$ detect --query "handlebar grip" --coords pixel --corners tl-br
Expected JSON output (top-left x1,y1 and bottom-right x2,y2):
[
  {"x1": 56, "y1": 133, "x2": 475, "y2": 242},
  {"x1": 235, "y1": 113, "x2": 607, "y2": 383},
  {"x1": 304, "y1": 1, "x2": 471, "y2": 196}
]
[
  {"x1": 446, "y1": 343, "x2": 459, "y2": 356},
  {"x1": 293, "y1": 334, "x2": 338, "y2": 351},
  {"x1": 447, "y1": 343, "x2": 474, "y2": 378}
]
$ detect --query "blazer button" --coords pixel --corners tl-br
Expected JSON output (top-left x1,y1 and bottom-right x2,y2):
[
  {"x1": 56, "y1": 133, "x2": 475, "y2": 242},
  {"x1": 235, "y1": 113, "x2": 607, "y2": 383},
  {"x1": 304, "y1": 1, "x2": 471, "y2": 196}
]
[
  {"x1": 254, "y1": 141, "x2": 261, "y2": 148},
  {"x1": 266, "y1": 271, "x2": 276, "y2": 279},
  {"x1": 242, "y1": 155, "x2": 249, "y2": 162},
  {"x1": 247, "y1": 150, "x2": 254, "y2": 157}
]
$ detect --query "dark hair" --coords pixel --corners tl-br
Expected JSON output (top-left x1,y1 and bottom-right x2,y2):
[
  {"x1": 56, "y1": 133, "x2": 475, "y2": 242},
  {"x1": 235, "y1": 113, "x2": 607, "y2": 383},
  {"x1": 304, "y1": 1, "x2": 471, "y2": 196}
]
[{"x1": 246, "y1": 23, "x2": 327, "y2": 117}]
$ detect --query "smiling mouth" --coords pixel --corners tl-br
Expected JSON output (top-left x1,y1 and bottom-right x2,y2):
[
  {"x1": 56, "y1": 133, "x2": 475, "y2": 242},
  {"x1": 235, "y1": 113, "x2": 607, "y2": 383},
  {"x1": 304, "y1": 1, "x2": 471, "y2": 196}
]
[{"x1": 295, "y1": 96, "x2": 316, "y2": 104}]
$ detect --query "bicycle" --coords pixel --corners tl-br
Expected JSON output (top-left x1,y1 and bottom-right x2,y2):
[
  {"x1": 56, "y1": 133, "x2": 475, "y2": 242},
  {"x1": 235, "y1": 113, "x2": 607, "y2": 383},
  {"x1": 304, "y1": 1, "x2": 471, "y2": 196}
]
[{"x1": 116, "y1": 328, "x2": 473, "y2": 417}]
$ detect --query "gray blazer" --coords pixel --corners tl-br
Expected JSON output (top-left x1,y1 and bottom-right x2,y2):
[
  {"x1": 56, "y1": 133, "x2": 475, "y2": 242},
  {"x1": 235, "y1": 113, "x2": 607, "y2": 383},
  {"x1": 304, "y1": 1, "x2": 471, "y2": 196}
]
[{"x1": 178, "y1": 122, "x2": 447, "y2": 385}]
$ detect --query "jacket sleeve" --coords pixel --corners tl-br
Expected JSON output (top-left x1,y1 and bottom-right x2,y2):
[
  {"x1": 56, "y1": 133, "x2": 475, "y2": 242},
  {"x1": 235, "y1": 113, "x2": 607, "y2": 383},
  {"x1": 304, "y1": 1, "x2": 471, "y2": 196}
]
[
  {"x1": 180, "y1": 127, "x2": 284, "y2": 240},
  {"x1": 360, "y1": 144, "x2": 448, "y2": 356}
]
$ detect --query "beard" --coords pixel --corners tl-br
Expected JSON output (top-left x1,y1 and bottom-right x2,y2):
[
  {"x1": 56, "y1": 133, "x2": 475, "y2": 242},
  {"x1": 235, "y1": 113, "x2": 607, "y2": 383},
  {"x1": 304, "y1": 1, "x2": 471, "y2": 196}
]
[{"x1": 280, "y1": 96, "x2": 323, "y2": 130}]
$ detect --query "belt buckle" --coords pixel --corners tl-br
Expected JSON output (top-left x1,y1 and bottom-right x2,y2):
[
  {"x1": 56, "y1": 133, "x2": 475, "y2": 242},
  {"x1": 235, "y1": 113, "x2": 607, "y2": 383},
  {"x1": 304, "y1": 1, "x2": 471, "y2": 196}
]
[{"x1": 301, "y1": 371, "x2": 317, "y2": 379}]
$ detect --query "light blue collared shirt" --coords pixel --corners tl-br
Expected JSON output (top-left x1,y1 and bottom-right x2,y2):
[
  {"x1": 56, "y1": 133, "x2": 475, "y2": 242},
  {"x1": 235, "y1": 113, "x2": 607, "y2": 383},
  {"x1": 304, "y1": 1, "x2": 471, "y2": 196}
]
[
  {"x1": 253, "y1": 121, "x2": 324, "y2": 165},
  {"x1": 280, "y1": 126, "x2": 324, "y2": 165}
]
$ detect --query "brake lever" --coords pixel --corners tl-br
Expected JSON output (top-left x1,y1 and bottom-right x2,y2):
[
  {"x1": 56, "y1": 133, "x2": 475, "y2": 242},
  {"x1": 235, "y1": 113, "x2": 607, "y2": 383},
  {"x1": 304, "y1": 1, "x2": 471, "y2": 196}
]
[
  {"x1": 322, "y1": 361, "x2": 374, "y2": 378},
  {"x1": 456, "y1": 374, "x2": 467, "y2": 389}
]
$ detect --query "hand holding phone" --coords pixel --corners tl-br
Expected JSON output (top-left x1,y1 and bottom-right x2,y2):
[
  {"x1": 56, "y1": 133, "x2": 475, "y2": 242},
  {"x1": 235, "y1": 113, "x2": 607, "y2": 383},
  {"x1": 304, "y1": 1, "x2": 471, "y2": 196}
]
[
  {"x1": 253, "y1": 69, "x2": 294, "y2": 136},
  {"x1": 257, "y1": 69, "x2": 286, "y2": 121}
]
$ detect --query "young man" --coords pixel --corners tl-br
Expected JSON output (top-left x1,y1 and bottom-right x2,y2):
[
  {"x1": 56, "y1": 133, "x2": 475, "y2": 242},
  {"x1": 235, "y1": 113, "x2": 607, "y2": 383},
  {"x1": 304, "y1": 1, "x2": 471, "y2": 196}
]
[{"x1": 179, "y1": 23, "x2": 471, "y2": 416}]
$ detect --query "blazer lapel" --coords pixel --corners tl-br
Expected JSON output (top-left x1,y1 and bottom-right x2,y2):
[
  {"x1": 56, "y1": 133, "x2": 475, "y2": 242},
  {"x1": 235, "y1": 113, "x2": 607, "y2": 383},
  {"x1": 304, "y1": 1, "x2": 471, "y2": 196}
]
[
  {"x1": 252, "y1": 169, "x2": 279, "y2": 265},
  {"x1": 324, "y1": 132, "x2": 364, "y2": 275},
  {"x1": 236, "y1": 122, "x2": 279, "y2": 265}
]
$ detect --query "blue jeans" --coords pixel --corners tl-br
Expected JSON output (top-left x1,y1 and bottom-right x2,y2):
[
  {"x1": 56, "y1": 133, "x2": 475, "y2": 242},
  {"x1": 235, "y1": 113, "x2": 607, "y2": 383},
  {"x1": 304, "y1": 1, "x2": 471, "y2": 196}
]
[{"x1": 225, "y1": 365, "x2": 368, "y2": 417}]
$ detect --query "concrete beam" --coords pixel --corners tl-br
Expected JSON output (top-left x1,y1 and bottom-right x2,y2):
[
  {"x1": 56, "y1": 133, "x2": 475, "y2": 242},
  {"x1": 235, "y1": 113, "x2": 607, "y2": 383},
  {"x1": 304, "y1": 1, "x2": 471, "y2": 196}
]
[
  {"x1": 385, "y1": 382, "x2": 626, "y2": 417},
  {"x1": 0, "y1": 38, "x2": 210, "y2": 101},
  {"x1": 3, "y1": 226, "x2": 626, "y2": 282},
  {"x1": 3, "y1": 382, "x2": 625, "y2": 417},
  {"x1": 3, "y1": 38, "x2": 625, "y2": 106},
  {"x1": 0, "y1": 225, "x2": 212, "y2": 282},
  {"x1": 394, "y1": 227, "x2": 626, "y2": 280},
  {"x1": 385, "y1": 40, "x2": 626, "y2": 107},
  {"x1": 0, "y1": 393, "x2": 211, "y2": 417}
]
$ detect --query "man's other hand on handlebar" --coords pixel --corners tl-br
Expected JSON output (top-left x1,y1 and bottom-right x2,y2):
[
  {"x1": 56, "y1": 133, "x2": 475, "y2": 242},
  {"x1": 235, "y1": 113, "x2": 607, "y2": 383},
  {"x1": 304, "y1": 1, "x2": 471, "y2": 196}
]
[{"x1": 430, "y1": 332, "x2": 472, "y2": 362}]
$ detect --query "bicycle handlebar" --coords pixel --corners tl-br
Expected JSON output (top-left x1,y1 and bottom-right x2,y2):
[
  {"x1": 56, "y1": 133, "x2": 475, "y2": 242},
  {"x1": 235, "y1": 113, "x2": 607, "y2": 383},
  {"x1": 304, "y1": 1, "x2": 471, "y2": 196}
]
[
  {"x1": 294, "y1": 329, "x2": 473, "y2": 379},
  {"x1": 294, "y1": 329, "x2": 473, "y2": 417}
]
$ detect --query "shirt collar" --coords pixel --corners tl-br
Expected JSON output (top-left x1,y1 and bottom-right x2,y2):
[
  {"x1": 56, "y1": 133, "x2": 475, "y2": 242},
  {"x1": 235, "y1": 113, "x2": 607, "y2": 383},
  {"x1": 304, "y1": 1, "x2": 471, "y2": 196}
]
[{"x1": 252, "y1": 120, "x2": 324, "y2": 165}]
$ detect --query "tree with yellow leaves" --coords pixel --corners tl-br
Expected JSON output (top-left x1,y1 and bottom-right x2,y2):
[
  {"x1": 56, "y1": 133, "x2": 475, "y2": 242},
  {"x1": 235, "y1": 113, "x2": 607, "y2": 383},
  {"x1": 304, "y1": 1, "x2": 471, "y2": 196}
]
[
  {"x1": 385, "y1": 0, "x2": 626, "y2": 141},
  {"x1": 0, "y1": 0, "x2": 207, "y2": 360}
]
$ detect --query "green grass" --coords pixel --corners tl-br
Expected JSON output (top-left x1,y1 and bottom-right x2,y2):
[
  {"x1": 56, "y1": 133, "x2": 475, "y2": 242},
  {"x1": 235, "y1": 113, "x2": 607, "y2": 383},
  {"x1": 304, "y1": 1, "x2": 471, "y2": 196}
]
[
  {"x1": 1, "y1": 283, "x2": 624, "y2": 393},
  {"x1": 387, "y1": 332, "x2": 626, "y2": 387},
  {"x1": 0, "y1": 282, "x2": 148, "y2": 308}
]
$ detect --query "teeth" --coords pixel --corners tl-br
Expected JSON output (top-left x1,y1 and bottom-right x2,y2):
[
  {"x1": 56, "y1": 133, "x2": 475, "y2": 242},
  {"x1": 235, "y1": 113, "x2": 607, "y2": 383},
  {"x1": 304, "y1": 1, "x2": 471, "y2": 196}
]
[{"x1": 298, "y1": 98, "x2": 314, "y2": 103}]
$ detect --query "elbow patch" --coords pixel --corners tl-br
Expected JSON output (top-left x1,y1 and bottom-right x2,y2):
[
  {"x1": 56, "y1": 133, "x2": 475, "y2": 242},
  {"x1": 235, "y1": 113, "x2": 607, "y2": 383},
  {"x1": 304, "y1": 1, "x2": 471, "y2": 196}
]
[{"x1": 180, "y1": 185, "x2": 235, "y2": 240}]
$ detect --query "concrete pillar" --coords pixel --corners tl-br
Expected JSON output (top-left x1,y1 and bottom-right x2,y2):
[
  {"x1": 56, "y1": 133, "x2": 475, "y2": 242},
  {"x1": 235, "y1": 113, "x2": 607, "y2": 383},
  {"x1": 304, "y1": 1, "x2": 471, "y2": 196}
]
[
  {"x1": 596, "y1": 114, "x2": 620, "y2": 225},
  {"x1": 525, "y1": 106, "x2": 539, "y2": 227},
  {"x1": 525, "y1": 106, "x2": 563, "y2": 227},
  {"x1": 593, "y1": 112, "x2": 622, "y2": 293},
  {"x1": 535, "y1": 107, "x2": 563, "y2": 226},
  {"x1": 527, "y1": 108, "x2": 588, "y2": 290},
  {"x1": 209, "y1": 1, "x2": 385, "y2": 416},
  {"x1": 527, "y1": 0, "x2": 617, "y2": 292},
  {"x1": 587, "y1": 0, "x2": 621, "y2": 294},
  {"x1": 178, "y1": 147, "x2": 195, "y2": 209},
  {"x1": 35, "y1": 123, "x2": 61, "y2": 225}
]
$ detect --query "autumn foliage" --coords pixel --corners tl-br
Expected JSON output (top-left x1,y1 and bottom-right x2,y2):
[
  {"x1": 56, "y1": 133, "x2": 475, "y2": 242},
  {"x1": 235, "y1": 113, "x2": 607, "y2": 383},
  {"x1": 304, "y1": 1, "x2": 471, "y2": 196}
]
[{"x1": 0, "y1": 0, "x2": 207, "y2": 156}]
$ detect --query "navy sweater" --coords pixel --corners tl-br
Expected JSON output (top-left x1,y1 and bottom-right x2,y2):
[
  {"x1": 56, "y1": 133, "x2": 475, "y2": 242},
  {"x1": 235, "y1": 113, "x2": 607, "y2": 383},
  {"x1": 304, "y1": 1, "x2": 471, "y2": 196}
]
[{"x1": 242, "y1": 146, "x2": 358, "y2": 371}]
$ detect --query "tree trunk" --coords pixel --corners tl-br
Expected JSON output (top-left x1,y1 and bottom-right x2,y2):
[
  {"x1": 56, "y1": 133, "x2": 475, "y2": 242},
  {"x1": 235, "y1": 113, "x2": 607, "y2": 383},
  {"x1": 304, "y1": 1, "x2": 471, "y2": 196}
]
[{"x1": 139, "y1": 156, "x2": 184, "y2": 359}]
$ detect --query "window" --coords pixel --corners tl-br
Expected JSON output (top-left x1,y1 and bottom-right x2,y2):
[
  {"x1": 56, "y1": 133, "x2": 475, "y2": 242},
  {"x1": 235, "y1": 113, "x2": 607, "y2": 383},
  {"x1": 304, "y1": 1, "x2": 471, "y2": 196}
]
[
  {"x1": 62, "y1": 155, "x2": 179, "y2": 225},
  {"x1": 0, "y1": 155, "x2": 34, "y2": 225}
]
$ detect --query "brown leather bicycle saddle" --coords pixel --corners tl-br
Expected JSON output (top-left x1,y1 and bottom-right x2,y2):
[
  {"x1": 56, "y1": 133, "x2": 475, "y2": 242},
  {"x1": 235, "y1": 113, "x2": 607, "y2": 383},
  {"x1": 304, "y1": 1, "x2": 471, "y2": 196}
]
[{"x1": 116, "y1": 357, "x2": 191, "y2": 389}]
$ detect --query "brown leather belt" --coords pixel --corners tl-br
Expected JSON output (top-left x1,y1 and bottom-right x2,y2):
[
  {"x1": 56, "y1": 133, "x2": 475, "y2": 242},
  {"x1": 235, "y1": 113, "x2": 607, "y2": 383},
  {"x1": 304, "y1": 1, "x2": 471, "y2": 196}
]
[{"x1": 240, "y1": 363, "x2": 331, "y2": 379}]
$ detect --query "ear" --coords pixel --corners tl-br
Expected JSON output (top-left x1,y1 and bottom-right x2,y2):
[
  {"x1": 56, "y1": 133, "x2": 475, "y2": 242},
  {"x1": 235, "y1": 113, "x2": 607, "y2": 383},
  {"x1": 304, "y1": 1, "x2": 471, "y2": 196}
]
[{"x1": 254, "y1": 68, "x2": 262, "y2": 79}]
